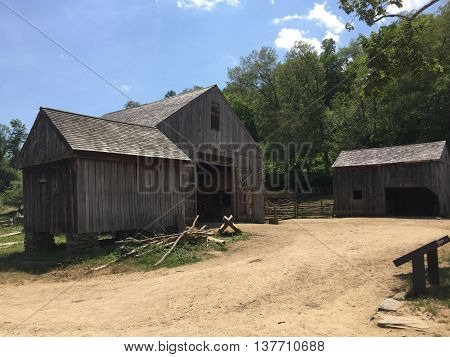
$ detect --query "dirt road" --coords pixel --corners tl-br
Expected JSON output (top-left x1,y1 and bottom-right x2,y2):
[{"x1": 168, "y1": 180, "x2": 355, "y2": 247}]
[{"x1": 1, "y1": 218, "x2": 449, "y2": 336}]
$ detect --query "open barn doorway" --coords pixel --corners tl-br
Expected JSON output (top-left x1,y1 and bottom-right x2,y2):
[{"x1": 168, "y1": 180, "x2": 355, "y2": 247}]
[
  {"x1": 196, "y1": 162, "x2": 233, "y2": 221},
  {"x1": 385, "y1": 187, "x2": 439, "y2": 216}
]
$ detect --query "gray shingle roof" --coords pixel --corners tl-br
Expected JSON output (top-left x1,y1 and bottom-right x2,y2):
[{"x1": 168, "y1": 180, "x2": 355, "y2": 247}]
[
  {"x1": 332, "y1": 141, "x2": 447, "y2": 168},
  {"x1": 42, "y1": 108, "x2": 190, "y2": 161},
  {"x1": 102, "y1": 86, "x2": 214, "y2": 127}
]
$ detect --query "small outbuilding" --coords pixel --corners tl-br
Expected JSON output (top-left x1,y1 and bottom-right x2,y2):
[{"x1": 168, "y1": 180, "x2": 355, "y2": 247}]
[
  {"x1": 332, "y1": 141, "x2": 449, "y2": 217},
  {"x1": 17, "y1": 86, "x2": 264, "y2": 252}
]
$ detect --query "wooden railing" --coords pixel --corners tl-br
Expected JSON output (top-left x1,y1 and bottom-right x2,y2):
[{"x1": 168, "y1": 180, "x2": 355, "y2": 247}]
[{"x1": 265, "y1": 198, "x2": 334, "y2": 221}]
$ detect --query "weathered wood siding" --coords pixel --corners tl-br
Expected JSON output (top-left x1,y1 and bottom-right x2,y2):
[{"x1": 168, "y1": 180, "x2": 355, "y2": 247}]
[
  {"x1": 23, "y1": 159, "x2": 77, "y2": 234},
  {"x1": 157, "y1": 87, "x2": 264, "y2": 223},
  {"x1": 333, "y1": 157, "x2": 449, "y2": 217},
  {"x1": 17, "y1": 112, "x2": 72, "y2": 168},
  {"x1": 75, "y1": 155, "x2": 186, "y2": 234}
]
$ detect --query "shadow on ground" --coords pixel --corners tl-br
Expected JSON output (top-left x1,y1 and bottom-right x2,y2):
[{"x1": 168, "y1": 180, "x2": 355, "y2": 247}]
[
  {"x1": 394, "y1": 266, "x2": 450, "y2": 305},
  {"x1": 0, "y1": 240, "x2": 118, "y2": 275}
]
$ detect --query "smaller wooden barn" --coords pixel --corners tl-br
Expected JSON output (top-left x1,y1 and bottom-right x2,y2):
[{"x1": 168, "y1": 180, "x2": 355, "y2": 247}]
[{"x1": 332, "y1": 141, "x2": 449, "y2": 217}]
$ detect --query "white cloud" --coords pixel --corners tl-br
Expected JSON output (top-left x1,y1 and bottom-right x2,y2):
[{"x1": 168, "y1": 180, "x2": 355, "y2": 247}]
[
  {"x1": 270, "y1": 0, "x2": 275, "y2": 4},
  {"x1": 323, "y1": 30, "x2": 340, "y2": 42},
  {"x1": 176, "y1": 0, "x2": 240, "y2": 11},
  {"x1": 120, "y1": 84, "x2": 131, "y2": 92},
  {"x1": 226, "y1": 54, "x2": 238, "y2": 66},
  {"x1": 272, "y1": 2, "x2": 344, "y2": 44},
  {"x1": 274, "y1": 28, "x2": 321, "y2": 53},
  {"x1": 306, "y1": 2, "x2": 345, "y2": 34},
  {"x1": 386, "y1": 0, "x2": 430, "y2": 14},
  {"x1": 272, "y1": 14, "x2": 302, "y2": 25}
]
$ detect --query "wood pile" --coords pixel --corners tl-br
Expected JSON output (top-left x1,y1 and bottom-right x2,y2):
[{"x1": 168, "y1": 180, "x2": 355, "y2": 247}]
[{"x1": 92, "y1": 216, "x2": 225, "y2": 271}]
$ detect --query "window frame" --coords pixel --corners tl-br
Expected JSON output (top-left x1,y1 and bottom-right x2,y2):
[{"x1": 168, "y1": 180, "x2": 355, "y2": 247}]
[
  {"x1": 210, "y1": 101, "x2": 220, "y2": 131},
  {"x1": 353, "y1": 190, "x2": 362, "y2": 200}
]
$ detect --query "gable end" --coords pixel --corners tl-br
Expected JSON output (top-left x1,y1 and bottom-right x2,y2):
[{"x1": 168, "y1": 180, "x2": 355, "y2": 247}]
[{"x1": 16, "y1": 110, "x2": 73, "y2": 168}]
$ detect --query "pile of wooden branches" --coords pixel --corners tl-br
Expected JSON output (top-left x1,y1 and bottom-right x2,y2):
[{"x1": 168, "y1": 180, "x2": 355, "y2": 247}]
[{"x1": 92, "y1": 216, "x2": 224, "y2": 271}]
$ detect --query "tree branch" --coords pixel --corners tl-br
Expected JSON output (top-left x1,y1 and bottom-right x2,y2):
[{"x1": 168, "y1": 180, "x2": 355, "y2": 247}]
[
  {"x1": 373, "y1": 0, "x2": 441, "y2": 24},
  {"x1": 410, "y1": 0, "x2": 440, "y2": 20},
  {"x1": 373, "y1": 14, "x2": 409, "y2": 23}
]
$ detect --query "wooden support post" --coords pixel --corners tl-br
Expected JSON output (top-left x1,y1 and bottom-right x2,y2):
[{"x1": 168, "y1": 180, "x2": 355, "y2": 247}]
[
  {"x1": 411, "y1": 255, "x2": 426, "y2": 296},
  {"x1": 269, "y1": 204, "x2": 279, "y2": 225},
  {"x1": 24, "y1": 232, "x2": 55, "y2": 252},
  {"x1": 427, "y1": 249, "x2": 440, "y2": 285},
  {"x1": 218, "y1": 215, "x2": 242, "y2": 235}
]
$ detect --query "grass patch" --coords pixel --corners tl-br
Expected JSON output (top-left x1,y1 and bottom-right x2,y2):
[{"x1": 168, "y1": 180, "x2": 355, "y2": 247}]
[
  {"x1": 301, "y1": 195, "x2": 333, "y2": 206},
  {"x1": 0, "y1": 225, "x2": 252, "y2": 283},
  {"x1": 399, "y1": 247, "x2": 450, "y2": 318},
  {"x1": 0, "y1": 205, "x2": 18, "y2": 218}
]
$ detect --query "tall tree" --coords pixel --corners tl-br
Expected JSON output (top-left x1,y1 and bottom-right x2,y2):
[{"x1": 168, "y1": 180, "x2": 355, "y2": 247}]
[
  {"x1": 164, "y1": 90, "x2": 176, "y2": 98},
  {"x1": 6, "y1": 119, "x2": 27, "y2": 166},
  {"x1": 124, "y1": 100, "x2": 142, "y2": 109},
  {"x1": 181, "y1": 86, "x2": 204, "y2": 94},
  {"x1": 339, "y1": 0, "x2": 442, "y2": 27}
]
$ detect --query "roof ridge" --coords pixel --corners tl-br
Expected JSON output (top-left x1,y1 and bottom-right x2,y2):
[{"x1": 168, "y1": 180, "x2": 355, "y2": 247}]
[
  {"x1": 341, "y1": 141, "x2": 446, "y2": 153},
  {"x1": 102, "y1": 85, "x2": 216, "y2": 117},
  {"x1": 41, "y1": 107, "x2": 162, "y2": 131}
]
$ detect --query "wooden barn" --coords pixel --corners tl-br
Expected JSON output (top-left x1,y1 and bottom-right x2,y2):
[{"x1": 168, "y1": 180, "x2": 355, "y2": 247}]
[
  {"x1": 332, "y1": 141, "x2": 449, "y2": 217},
  {"x1": 17, "y1": 85, "x2": 264, "y2": 252}
]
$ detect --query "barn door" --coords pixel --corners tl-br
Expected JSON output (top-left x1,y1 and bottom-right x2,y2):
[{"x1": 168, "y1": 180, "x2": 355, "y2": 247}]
[
  {"x1": 181, "y1": 163, "x2": 197, "y2": 225},
  {"x1": 235, "y1": 168, "x2": 254, "y2": 222}
]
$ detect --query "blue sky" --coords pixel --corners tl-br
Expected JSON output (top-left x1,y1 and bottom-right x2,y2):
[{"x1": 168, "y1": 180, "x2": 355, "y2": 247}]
[{"x1": 0, "y1": 0, "x2": 433, "y2": 129}]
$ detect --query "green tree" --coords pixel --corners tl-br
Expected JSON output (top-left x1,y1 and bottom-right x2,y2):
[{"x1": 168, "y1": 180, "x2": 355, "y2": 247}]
[
  {"x1": 6, "y1": 119, "x2": 27, "y2": 166},
  {"x1": 164, "y1": 90, "x2": 177, "y2": 98},
  {"x1": 124, "y1": 100, "x2": 142, "y2": 109},
  {"x1": 1, "y1": 174, "x2": 23, "y2": 212},
  {"x1": 339, "y1": 0, "x2": 442, "y2": 27},
  {"x1": 181, "y1": 86, "x2": 204, "y2": 94},
  {"x1": 224, "y1": 5, "x2": 449, "y2": 190},
  {"x1": 0, "y1": 119, "x2": 27, "y2": 193}
]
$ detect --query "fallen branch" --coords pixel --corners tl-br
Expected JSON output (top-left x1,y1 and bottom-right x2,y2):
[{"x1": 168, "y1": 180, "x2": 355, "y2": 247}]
[
  {"x1": 0, "y1": 231, "x2": 21, "y2": 238},
  {"x1": 91, "y1": 215, "x2": 225, "y2": 271},
  {"x1": 154, "y1": 215, "x2": 199, "y2": 266},
  {"x1": 207, "y1": 237, "x2": 225, "y2": 245}
]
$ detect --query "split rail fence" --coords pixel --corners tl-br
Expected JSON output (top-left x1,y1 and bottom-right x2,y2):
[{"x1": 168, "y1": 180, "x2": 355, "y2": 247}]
[{"x1": 265, "y1": 196, "x2": 333, "y2": 221}]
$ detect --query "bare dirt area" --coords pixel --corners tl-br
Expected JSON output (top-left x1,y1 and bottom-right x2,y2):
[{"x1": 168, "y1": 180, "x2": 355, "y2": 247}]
[{"x1": 1, "y1": 218, "x2": 449, "y2": 337}]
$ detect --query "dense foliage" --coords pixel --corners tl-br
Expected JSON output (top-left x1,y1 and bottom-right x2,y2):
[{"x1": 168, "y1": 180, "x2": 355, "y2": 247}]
[
  {"x1": 224, "y1": 5, "x2": 449, "y2": 189},
  {"x1": 0, "y1": 119, "x2": 27, "y2": 210}
]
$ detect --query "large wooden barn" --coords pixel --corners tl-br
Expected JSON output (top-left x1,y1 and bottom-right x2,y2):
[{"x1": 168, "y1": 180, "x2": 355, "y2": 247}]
[
  {"x1": 17, "y1": 85, "x2": 264, "y2": 252},
  {"x1": 332, "y1": 141, "x2": 449, "y2": 217}
]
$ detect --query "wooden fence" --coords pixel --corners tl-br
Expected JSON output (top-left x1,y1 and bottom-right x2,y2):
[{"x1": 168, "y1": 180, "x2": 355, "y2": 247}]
[{"x1": 265, "y1": 198, "x2": 333, "y2": 221}]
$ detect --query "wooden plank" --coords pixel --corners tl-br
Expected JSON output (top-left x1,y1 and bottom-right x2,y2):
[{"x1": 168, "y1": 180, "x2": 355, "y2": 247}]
[
  {"x1": 393, "y1": 236, "x2": 449, "y2": 267},
  {"x1": 411, "y1": 255, "x2": 426, "y2": 296},
  {"x1": 427, "y1": 249, "x2": 440, "y2": 285}
]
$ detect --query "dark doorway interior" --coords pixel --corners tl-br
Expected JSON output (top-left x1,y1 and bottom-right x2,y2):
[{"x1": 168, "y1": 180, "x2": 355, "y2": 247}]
[
  {"x1": 385, "y1": 187, "x2": 439, "y2": 216},
  {"x1": 197, "y1": 162, "x2": 233, "y2": 221}
]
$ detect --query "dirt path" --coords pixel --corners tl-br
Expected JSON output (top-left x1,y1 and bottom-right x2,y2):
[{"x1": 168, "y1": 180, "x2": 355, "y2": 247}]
[{"x1": 1, "y1": 218, "x2": 449, "y2": 336}]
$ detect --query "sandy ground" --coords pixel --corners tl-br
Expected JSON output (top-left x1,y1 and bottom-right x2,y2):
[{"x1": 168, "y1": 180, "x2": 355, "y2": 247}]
[{"x1": 1, "y1": 218, "x2": 449, "y2": 337}]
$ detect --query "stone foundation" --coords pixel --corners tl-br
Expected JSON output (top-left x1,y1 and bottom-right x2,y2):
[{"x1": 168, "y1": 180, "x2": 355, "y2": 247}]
[
  {"x1": 66, "y1": 234, "x2": 99, "y2": 254},
  {"x1": 24, "y1": 232, "x2": 55, "y2": 252}
]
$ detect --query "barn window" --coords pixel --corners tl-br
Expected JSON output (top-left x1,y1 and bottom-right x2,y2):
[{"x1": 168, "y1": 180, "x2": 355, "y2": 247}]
[
  {"x1": 211, "y1": 101, "x2": 220, "y2": 131},
  {"x1": 353, "y1": 190, "x2": 362, "y2": 200}
]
